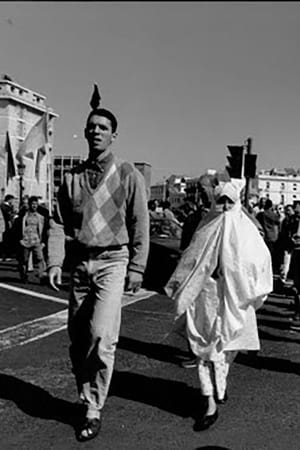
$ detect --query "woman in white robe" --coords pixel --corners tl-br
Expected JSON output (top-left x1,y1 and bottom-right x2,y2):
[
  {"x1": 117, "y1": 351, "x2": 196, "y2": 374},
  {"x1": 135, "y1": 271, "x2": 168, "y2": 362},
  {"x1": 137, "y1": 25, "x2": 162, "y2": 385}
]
[{"x1": 165, "y1": 179, "x2": 273, "y2": 431}]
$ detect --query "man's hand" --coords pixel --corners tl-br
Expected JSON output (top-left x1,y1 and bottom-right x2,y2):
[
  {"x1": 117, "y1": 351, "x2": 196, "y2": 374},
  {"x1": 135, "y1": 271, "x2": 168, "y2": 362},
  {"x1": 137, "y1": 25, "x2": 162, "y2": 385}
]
[
  {"x1": 48, "y1": 266, "x2": 62, "y2": 291},
  {"x1": 125, "y1": 270, "x2": 143, "y2": 293}
]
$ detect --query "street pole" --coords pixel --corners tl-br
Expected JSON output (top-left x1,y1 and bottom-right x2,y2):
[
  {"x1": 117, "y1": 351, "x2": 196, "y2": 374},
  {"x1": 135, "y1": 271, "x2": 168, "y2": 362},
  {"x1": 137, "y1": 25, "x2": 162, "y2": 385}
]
[
  {"x1": 244, "y1": 137, "x2": 252, "y2": 209},
  {"x1": 17, "y1": 160, "x2": 26, "y2": 210}
]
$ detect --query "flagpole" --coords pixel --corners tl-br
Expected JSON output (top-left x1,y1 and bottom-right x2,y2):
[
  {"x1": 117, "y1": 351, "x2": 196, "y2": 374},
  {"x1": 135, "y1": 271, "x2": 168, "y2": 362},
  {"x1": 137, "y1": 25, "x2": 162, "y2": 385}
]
[
  {"x1": 29, "y1": 154, "x2": 35, "y2": 196},
  {"x1": 46, "y1": 109, "x2": 52, "y2": 215}
]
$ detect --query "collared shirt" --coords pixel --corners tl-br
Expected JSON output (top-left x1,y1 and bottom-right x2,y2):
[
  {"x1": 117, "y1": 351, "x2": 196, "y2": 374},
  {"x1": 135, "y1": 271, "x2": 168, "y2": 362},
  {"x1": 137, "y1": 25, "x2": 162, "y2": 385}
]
[{"x1": 85, "y1": 150, "x2": 113, "y2": 189}]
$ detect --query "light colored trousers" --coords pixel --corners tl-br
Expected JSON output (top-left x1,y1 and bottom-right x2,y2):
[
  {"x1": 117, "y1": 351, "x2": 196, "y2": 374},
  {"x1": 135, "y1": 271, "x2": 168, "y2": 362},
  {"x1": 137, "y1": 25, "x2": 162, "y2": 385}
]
[
  {"x1": 197, "y1": 351, "x2": 237, "y2": 400},
  {"x1": 68, "y1": 247, "x2": 129, "y2": 418}
]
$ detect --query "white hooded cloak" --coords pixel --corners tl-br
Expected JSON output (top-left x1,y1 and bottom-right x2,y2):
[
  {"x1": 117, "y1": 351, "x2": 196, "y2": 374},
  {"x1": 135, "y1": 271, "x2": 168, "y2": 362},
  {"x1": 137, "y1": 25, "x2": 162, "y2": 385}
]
[{"x1": 165, "y1": 179, "x2": 273, "y2": 361}]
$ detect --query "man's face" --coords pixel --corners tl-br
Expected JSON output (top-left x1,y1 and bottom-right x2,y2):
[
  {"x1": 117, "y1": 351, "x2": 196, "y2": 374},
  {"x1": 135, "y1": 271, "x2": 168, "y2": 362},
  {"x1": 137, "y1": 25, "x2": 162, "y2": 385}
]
[
  {"x1": 285, "y1": 206, "x2": 294, "y2": 217},
  {"x1": 29, "y1": 201, "x2": 38, "y2": 212},
  {"x1": 216, "y1": 195, "x2": 235, "y2": 212},
  {"x1": 85, "y1": 115, "x2": 117, "y2": 156},
  {"x1": 294, "y1": 204, "x2": 300, "y2": 217}
]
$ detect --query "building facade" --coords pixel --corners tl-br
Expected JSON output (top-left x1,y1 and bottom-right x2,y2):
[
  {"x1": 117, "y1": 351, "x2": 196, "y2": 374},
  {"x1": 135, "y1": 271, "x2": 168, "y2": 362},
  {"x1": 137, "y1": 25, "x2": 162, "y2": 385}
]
[
  {"x1": 0, "y1": 75, "x2": 58, "y2": 205},
  {"x1": 150, "y1": 174, "x2": 190, "y2": 207},
  {"x1": 133, "y1": 162, "x2": 152, "y2": 199},
  {"x1": 150, "y1": 169, "x2": 260, "y2": 209},
  {"x1": 53, "y1": 155, "x2": 85, "y2": 195},
  {"x1": 258, "y1": 169, "x2": 300, "y2": 205}
]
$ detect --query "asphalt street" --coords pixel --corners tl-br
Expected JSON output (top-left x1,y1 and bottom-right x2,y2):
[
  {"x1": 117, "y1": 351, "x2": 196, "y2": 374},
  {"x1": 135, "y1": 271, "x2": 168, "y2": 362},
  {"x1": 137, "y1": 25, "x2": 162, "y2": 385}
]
[{"x1": 0, "y1": 260, "x2": 299, "y2": 450}]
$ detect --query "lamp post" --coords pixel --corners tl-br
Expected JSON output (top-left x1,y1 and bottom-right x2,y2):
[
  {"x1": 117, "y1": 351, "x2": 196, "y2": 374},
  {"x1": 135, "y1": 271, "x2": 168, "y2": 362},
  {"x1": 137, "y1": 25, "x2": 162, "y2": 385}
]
[{"x1": 17, "y1": 160, "x2": 26, "y2": 209}]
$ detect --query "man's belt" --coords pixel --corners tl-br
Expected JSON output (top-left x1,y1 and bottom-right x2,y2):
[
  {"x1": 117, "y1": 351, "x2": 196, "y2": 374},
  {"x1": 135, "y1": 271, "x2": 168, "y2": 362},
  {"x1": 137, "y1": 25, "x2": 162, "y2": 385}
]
[{"x1": 73, "y1": 242, "x2": 125, "y2": 259}]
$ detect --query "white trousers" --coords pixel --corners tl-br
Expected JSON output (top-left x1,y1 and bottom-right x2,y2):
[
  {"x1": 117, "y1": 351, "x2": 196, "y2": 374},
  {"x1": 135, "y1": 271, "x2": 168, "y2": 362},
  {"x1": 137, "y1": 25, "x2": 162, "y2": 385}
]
[
  {"x1": 197, "y1": 351, "x2": 237, "y2": 400},
  {"x1": 68, "y1": 247, "x2": 129, "y2": 418}
]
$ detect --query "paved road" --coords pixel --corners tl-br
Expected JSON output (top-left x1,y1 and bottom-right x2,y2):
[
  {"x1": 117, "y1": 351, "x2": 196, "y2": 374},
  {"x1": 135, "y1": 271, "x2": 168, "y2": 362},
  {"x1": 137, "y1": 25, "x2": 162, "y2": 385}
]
[{"x1": 0, "y1": 260, "x2": 299, "y2": 450}]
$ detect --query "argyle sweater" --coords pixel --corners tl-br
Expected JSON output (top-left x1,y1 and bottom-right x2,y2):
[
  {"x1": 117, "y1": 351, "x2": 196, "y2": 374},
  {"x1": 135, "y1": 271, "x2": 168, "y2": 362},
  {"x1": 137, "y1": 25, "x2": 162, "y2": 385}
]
[{"x1": 48, "y1": 153, "x2": 149, "y2": 274}]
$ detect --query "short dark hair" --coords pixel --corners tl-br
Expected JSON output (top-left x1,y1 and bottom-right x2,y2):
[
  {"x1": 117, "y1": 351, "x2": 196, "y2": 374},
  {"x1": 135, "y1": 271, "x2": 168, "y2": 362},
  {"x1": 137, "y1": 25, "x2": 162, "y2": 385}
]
[
  {"x1": 162, "y1": 200, "x2": 171, "y2": 209},
  {"x1": 86, "y1": 108, "x2": 118, "y2": 133},
  {"x1": 264, "y1": 199, "x2": 273, "y2": 209},
  {"x1": 4, "y1": 194, "x2": 14, "y2": 202},
  {"x1": 29, "y1": 196, "x2": 38, "y2": 204}
]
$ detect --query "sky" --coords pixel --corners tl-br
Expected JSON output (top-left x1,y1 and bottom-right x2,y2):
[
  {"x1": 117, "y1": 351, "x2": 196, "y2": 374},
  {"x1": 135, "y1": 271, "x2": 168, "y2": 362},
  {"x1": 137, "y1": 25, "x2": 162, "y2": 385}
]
[{"x1": 1, "y1": 2, "x2": 300, "y2": 184}]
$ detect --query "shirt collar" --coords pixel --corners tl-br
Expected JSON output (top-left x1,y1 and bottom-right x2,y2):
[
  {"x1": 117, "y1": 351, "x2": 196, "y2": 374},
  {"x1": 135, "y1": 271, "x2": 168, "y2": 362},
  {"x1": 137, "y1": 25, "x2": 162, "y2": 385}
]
[{"x1": 86, "y1": 150, "x2": 114, "y2": 171}]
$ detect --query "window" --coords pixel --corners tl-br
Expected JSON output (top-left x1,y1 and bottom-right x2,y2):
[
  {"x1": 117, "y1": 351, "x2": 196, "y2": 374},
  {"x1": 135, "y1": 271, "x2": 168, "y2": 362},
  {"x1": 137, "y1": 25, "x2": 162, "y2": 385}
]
[
  {"x1": 293, "y1": 184, "x2": 297, "y2": 191},
  {"x1": 281, "y1": 183, "x2": 285, "y2": 189},
  {"x1": 16, "y1": 120, "x2": 25, "y2": 137},
  {"x1": 266, "y1": 181, "x2": 270, "y2": 189}
]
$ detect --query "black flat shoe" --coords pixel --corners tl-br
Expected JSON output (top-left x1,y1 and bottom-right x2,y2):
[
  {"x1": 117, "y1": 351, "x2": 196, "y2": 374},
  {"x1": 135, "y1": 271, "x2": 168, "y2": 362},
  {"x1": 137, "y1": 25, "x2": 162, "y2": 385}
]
[
  {"x1": 193, "y1": 409, "x2": 218, "y2": 431},
  {"x1": 76, "y1": 417, "x2": 102, "y2": 442},
  {"x1": 180, "y1": 357, "x2": 198, "y2": 369},
  {"x1": 216, "y1": 390, "x2": 228, "y2": 404}
]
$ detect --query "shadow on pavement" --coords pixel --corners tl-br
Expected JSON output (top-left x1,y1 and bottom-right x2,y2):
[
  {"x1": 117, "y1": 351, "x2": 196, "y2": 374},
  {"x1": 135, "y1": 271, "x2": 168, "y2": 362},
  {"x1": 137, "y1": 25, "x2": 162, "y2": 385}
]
[
  {"x1": 0, "y1": 373, "x2": 84, "y2": 427},
  {"x1": 118, "y1": 336, "x2": 190, "y2": 365},
  {"x1": 110, "y1": 370, "x2": 206, "y2": 419},
  {"x1": 235, "y1": 353, "x2": 300, "y2": 375},
  {"x1": 258, "y1": 328, "x2": 300, "y2": 344},
  {"x1": 0, "y1": 371, "x2": 206, "y2": 425},
  {"x1": 257, "y1": 317, "x2": 294, "y2": 330},
  {"x1": 257, "y1": 308, "x2": 292, "y2": 319},
  {"x1": 195, "y1": 447, "x2": 232, "y2": 450}
]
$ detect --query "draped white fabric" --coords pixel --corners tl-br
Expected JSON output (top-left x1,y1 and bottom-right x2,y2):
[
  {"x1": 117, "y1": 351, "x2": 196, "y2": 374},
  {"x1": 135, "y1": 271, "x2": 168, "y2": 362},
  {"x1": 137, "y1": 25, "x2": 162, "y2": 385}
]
[{"x1": 165, "y1": 179, "x2": 273, "y2": 360}]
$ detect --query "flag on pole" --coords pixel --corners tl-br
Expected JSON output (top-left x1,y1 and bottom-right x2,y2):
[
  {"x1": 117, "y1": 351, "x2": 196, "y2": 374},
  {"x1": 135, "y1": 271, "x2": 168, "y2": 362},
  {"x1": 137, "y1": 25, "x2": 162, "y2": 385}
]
[
  {"x1": 5, "y1": 131, "x2": 16, "y2": 183},
  {"x1": 0, "y1": 142, "x2": 6, "y2": 161},
  {"x1": 16, "y1": 113, "x2": 48, "y2": 162},
  {"x1": 90, "y1": 83, "x2": 101, "y2": 110},
  {"x1": 35, "y1": 146, "x2": 47, "y2": 181}
]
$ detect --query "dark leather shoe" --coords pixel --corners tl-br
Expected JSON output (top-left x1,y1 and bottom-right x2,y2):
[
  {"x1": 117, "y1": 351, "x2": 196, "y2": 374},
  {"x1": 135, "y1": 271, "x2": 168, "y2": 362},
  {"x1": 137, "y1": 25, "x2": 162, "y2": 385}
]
[
  {"x1": 76, "y1": 417, "x2": 102, "y2": 442},
  {"x1": 180, "y1": 357, "x2": 198, "y2": 369},
  {"x1": 216, "y1": 390, "x2": 228, "y2": 404},
  {"x1": 193, "y1": 409, "x2": 218, "y2": 431}
]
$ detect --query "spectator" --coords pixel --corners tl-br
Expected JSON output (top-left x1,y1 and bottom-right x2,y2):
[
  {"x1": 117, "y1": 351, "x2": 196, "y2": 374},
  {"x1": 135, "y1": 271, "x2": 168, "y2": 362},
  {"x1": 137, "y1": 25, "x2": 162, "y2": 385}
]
[
  {"x1": 256, "y1": 199, "x2": 281, "y2": 272},
  {"x1": 162, "y1": 200, "x2": 177, "y2": 221},
  {"x1": 282, "y1": 201, "x2": 300, "y2": 327},
  {"x1": 15, "y1": 196, "x2": 48, "y2": 283},
  {"x1": 0, "y1": 194, "x2": 17, "y2": 261},
  {"x1": 253, "y1": 197, "x2": 267, "y2": 217},
  {"x1": 148, "y1": 199, "x2": 161, "y2": 219},
  {"x1": 278, "y1": 204, "x2": 294, "y2": 282}
]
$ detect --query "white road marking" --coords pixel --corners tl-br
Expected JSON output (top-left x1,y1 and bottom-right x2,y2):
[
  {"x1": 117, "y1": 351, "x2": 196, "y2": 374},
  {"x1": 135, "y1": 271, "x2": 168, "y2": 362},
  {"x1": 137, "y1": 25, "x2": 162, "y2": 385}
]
[
  {"x1": 0, "y1": 283, "x2": 159, "y2": 351},
  {"x1": 122, "y1": 289, "x2": 158, "y2": 306},
  {"x1": 0, "y1": 282, "x2": 68, "y2": 305},
  {"x1": 0, "y1": 309, "x2": 68, "y2": 351}
]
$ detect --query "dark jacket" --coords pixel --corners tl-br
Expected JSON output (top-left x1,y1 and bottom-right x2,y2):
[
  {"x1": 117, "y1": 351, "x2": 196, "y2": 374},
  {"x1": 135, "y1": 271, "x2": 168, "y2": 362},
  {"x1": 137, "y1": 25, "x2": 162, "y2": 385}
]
[
  {"x1": 280, "y1": 214, "x2": 300, "y2": 251},
  {"x1": 256, "y1": 209, "x2": 280, "y2": 242}
]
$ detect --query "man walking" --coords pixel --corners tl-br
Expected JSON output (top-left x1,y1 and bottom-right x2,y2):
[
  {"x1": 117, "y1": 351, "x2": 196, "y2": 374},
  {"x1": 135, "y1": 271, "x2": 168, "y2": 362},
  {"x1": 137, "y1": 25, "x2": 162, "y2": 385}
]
[
  {"x1": 16, "y1": 195, "x2": 48, "y2": 283},
  {"x1": 47, "y1": 87, "x2": 149, "y2": 442}
]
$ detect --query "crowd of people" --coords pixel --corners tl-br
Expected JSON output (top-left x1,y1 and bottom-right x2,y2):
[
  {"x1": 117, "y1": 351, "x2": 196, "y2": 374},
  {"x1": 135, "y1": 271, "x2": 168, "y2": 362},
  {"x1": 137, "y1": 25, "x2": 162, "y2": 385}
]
[
  {"x1": 149, "y1": 191, "x2": 300, "y2": 328},
  {"x1": 0, "y1": 87, "x2": 298, "y2": 441},
  {"x1": 0, "y1": 194, "x2": 50, "y2": 283}
]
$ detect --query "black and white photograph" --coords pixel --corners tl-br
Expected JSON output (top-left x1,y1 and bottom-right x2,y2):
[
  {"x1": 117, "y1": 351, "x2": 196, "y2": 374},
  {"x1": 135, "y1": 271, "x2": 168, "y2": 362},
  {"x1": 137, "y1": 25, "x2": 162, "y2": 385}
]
[{"x1": 0, "y1": 2, "x2": 299, "y2": 449}]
